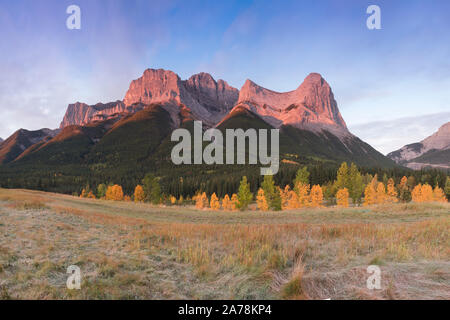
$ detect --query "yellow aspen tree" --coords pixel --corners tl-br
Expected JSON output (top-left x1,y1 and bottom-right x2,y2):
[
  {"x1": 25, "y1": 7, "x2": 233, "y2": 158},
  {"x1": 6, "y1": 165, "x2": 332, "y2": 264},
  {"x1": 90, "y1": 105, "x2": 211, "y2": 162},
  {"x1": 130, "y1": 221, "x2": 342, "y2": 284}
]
[
  {"x1": 421, "y1": 184, "x2": 433, "y2": 202},
  {"x1": 134, "y1": 185, "x2": 145, "y2": 203},
  {"x1": 170, "y1": 196, "x2": 177, "y2": 205},
  {"x1": 287, "y1": 190, "x2": 299, "y2": 209},
  {"x1": 364, "y1": 184, "x2": 376, "y2": 206},
  {"x1": 296, "y1": 183, "x2": 311, "y2": 208},
  {"x1": 195, "y1": 193, "x2": 204, "y2": 209},
  {"x1": 80, "y1": 188, "x2": 87, "y2": 198},
  {"x1": 124, "y1": 195, "x2": 131, "y2": 202},
  {"x1": 87, "y1": 191, "x2": 96, "y2": 199},
  {"x1": 231, "y1": 194, "x2": 239, "y2": 211},
  {"x1": 178, "y1": 195, "x2": 184, "y2": 205},
  {"x1": 106, "y1": 185, "x2": 124, "y2": 201},
  {"x1": 256, "y1": 188, "x2": 269, "y2": 211},
  {"x1": 376, "y1": 182, "x2": 386, "y2": 204},
  {"x1": 210, "y1": 193, "x2": 220, "y2": 210},
  {"x1": 386, "y1": 178, "x2": 398, "y2": 203},
  {"x1": 310, "y1": 185, "x2": 323, "y2": 208},
  {"x1": 433, "y1": 186, "x2": 447, "y2": 203},
  {"x1": 222, "y1": 194, "x2": 231, "y2": 211},
  {"x1": 281, "y1": 185, "x2": 291, "y2": 210},
  {"x1": 411, "y1": 184, "x2": 422, "y2": 202},
  {"x1": 336, "y1": 188, "x2": 349, "y2": 207}
]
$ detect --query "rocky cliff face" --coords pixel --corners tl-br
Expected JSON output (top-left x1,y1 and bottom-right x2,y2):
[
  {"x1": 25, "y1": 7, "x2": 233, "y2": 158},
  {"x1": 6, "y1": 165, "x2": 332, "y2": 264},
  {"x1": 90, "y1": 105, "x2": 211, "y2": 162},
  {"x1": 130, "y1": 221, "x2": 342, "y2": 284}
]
[
  {"x1": 60, "y1": 101, "x2": 126, "y2": 128},
  {"x1": 123, "y1": 69, "x2": 239, "y2": 125},
  {"x1": 388, "y1": 122, "x2": 450, "y2": 169},
  {"x1": 60, "y1": 69, "x2": 346, "y2": 134},
  {"x1": 236, "y1": 73, "x2": 348, "y2": 134}
]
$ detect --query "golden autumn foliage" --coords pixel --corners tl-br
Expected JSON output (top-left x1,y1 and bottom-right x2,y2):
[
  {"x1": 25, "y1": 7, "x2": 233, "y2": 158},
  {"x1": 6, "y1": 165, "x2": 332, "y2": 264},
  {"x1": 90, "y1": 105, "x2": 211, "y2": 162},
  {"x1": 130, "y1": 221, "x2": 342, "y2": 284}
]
[
  {"x1": 286, "y1": 191, "x2": 299, "y2": 209},
  {"x1": 336, "y1": 188, "x2": 349, "y2": 207},
  {"x1": 364, "y1": 184, "x2": 376, "y2": 206},
  {"x1": 170, "y1": 196, "x2": 177, "y2": 205},
  {"x1": 124, "y1": 195, "x2": 132, "y2": 202},
  {"x1": 195, "y1": 192, "x2": 208, "y2": 209},
  {"x1": 87, "y1": 191, "x2": 96, "y2": 199},
  {"x1": 281, "y1": 185, "x2": 291, "y2": 210},
  {"x1": 256, "y1": 188, "x2": 269, "y2": 211},
  {"x1": 134, "y1": 185, "x2": 145, "y2": 203},
  {"x1": 210, "y1": 193, "x2": 220, "y2": 210},
  {"x1": 412, "y1": 184, "x2": 434, "y2": 203},
  {"x1": 296, "y1": 183, "x2": 310, "y2": 208},
  {"x1": 376, "y1": 182, "x2": 387, "y2": 204},
  {"x1": 230, "y1": 194, "x2": 239, "y2": 211},
  {"x1": 106, "y1": 185, "x2": 124, "y2": 201},
  {"x1": 80, "y1": 189, "x2": 88, "y2": 198},
  {"x1": 433, "y1": 186, "x2": 447, "y2": 203},
  {"x1": 178, "y1": 195, "x2": 184, "y2": 205},
  {"x1": 386, "y1": 178, "x2": 398, "y2": 203},
  {"x1": 310, "y1": 185, "x2": 323, "y2": 208},
  {"x1": 222, "y1": 194, "x2": 232, "y2": 211}
]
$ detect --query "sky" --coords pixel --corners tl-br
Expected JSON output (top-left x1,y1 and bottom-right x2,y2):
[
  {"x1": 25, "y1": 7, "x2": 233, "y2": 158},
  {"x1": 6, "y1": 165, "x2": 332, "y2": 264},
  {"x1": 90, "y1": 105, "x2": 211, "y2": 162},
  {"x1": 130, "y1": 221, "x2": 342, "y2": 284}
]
[{"x1": 0, "y1": 0, "x2": 449, "y2": 154}]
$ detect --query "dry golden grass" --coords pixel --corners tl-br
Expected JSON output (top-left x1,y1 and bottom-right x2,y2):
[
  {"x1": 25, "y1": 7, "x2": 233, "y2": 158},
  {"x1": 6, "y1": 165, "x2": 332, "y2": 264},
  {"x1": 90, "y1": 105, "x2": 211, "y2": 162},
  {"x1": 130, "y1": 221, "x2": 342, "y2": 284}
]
[{"x1": 0, "y1": 188, "x2": 448, "y2": 300}]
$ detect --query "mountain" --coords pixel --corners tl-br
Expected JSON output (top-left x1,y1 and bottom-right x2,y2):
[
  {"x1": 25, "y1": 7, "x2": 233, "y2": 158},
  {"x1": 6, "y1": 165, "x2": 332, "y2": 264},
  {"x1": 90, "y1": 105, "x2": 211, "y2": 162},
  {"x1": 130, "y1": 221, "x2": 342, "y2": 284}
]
[
  {"x1": 388, "y1": 122, "x2": 450, "y2": 170},
  {"x1": 236, "y1": 73, "x2": 347, "y2": 135},
  {"x1": 60, "y1": 101, "x2": 127, "y2": 128},
  {"x1": 0, "y1": 138, "x2": 3, "y2": 144},
  {"x1": 60, "y1": 69, "x2": 239, "y2": 129},
  {"x1": 0, "y1": 68, "x2": 399, "y2": 195},
  {"x1": 217, "y1": 106, "x2": 395, "y2": 168},
  {"x1": 0, "y1": 128, "x2": 59, "y2": 164}
]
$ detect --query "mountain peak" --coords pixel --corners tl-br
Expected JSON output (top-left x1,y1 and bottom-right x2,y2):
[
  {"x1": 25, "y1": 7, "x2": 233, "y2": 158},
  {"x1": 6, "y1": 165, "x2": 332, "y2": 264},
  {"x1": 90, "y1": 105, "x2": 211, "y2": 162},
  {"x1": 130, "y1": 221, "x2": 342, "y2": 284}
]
[{"x1": 237, "y1": 73, "x2": 347, "y2": 132}]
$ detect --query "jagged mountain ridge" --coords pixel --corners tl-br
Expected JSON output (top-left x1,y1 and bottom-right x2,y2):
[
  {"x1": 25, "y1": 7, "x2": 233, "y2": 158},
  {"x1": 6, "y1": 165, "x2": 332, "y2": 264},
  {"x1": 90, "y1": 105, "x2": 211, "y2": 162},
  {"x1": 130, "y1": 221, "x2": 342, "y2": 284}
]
[
  {"x1": 388, "y1": 122, "x2": 450, "y2": 169},
  {"x1": 235, "y1": 73, "x2": 347, "y2": 135},
  {"x1": 0, "y1": 68, "x2": 398, "y2": 170},
  {"x1": 59, "y1": 69, "x2": 347, "y2": 134}
]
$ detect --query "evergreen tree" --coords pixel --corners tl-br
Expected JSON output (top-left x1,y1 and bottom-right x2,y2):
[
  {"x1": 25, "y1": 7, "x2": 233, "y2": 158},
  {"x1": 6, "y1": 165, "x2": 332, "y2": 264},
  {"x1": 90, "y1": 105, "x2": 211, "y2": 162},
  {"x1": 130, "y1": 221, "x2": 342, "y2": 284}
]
[
  {"x1": 142, "y1": 173, "x2": 161, "y2": 204},
  {"x1": 261, "y1": 175, "x2": 276, "y2": 208},
  {"x1": 293, "y1": 166, "x2": 310, "y2": 192},
  {"x1": 237, "y1": 176, "x2": 253, "y2": 210},
  {"x1": 271, "y1": 188, "x2": 282, "y2": 211},
  {"x1": 398, "y1": 176, "x2": 411, "y2": 202},
  {"x1": 445, "y1": 177, "x2": 450, "y2": 200},
  {"x1": 348, "y1": 163, "x2": 364, "y2": 205},
  {"x1": 97, "y1": 184, "x2": 107, "y2": 199},
  {"x1": 334, "y1": 162, "x2": 349, "y2": 192}
]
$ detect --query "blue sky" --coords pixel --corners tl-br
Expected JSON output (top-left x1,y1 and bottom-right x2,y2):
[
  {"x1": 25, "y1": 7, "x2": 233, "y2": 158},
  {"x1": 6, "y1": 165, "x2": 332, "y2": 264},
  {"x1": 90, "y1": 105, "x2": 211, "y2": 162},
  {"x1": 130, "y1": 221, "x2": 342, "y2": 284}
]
[{"x1": 0, "y1": 0, "x2": 449, "y2": 154}]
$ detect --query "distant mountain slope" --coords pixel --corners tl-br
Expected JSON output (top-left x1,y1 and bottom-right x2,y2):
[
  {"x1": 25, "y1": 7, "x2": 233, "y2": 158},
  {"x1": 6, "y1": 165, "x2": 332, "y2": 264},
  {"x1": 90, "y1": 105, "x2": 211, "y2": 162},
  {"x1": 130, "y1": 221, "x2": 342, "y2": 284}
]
[
  {"x1": 0, "y1": 128, "x2": 59, "y2": 164},
  {"x1": 218, "y1": 106, "x2": 396, "y2": 168},
  {"x1": 388, "y1": 122, "x2": 450, "y2": 169}
]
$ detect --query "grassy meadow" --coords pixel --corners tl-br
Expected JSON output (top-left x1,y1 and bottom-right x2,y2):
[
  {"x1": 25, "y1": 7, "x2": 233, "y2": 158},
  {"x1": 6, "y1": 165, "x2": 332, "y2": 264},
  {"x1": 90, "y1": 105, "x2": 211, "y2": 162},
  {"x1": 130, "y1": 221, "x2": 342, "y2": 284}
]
[{"x1": 0, "y1": 188, "x2": 448, "y2": 300}]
